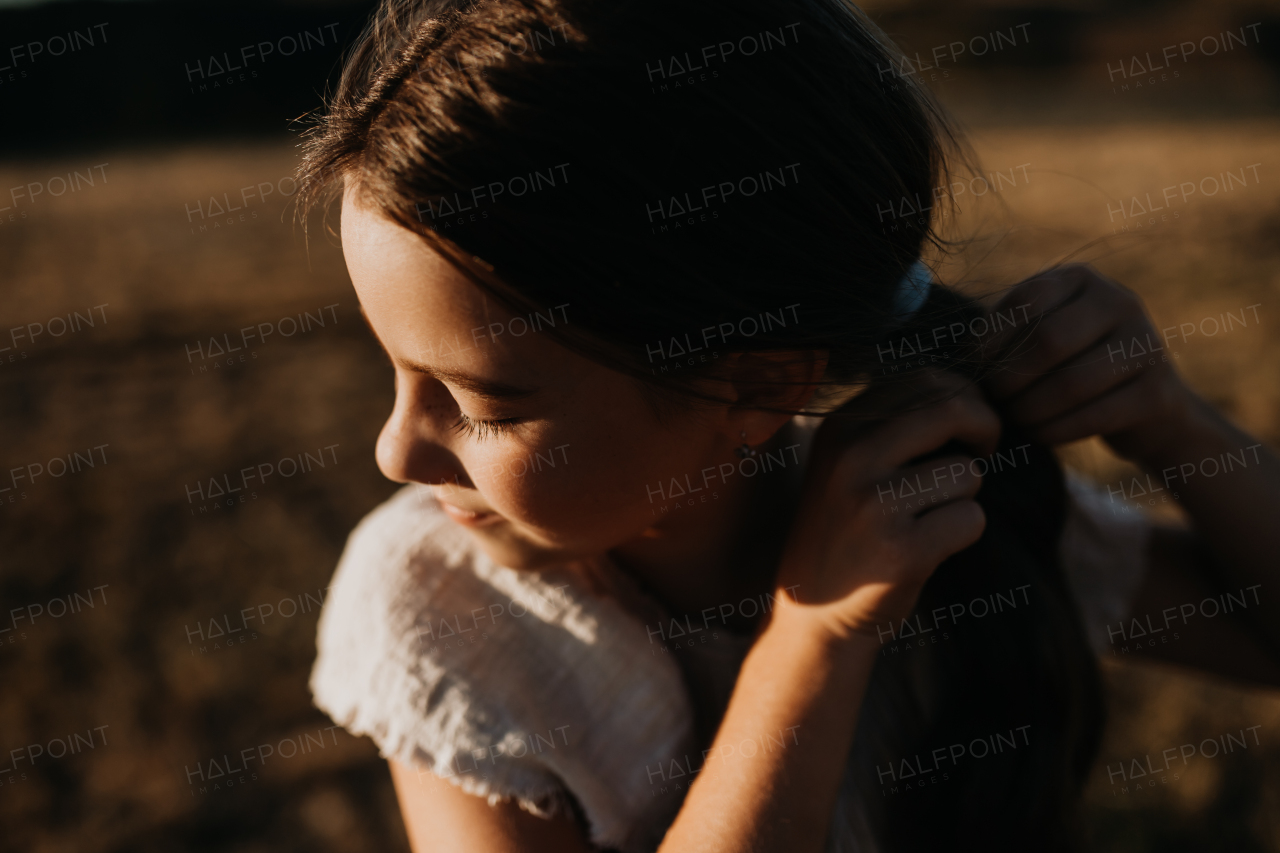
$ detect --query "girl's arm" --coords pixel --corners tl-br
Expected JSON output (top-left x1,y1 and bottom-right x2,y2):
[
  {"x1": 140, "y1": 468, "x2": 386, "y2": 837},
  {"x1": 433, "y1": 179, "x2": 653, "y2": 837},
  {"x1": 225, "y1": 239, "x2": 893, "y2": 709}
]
[
  {"x1": 1125, "y1": 392, "x2": 1280, "y2": 647},
  {"x1": 1122, "y1": 524, "x2": 1280, "y2": 687},
  {"x1": 1116, "y1": 396, "x2": 1280, "y2": 686},
  {"x1": 389, "y1": 377, "x2": 1000, "y2": 853},
  {"x1": 987, "y1": 265, "x2": 1280, "y2": 674},
  {"x1": 389, "y1": 759, "x2": 596, "y2": 852},
  {"x1": 654, "y1": 601, "x2": 881, "y2": 852}
]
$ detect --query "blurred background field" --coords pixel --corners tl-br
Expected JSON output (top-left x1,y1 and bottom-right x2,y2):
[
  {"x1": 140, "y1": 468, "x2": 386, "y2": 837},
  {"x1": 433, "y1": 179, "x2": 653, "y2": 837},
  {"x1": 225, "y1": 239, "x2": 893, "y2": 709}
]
[{"x1": 3, "y1": 0, "x2": 1280, "y2": 851}]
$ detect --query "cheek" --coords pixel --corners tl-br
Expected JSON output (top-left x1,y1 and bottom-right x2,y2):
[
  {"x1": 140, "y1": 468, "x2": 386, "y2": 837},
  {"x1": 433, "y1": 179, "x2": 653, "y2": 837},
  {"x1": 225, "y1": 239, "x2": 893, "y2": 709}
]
[
  {"x1": 467, "y1": 411, "x2": 713, "y2": 544},
  {"x1": 470, "y1": 433, "x2": 650, "y2": 536},
  {"x1": 483, "y1": 460, "x2": 602, "y2": 529}
]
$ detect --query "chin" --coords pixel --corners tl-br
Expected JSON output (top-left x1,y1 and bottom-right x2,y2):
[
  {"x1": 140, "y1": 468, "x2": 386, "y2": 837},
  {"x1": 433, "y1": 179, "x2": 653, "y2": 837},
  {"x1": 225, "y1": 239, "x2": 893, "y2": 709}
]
[{"x1": 466, "y1": 525, "x2": 578, "y2": 572}]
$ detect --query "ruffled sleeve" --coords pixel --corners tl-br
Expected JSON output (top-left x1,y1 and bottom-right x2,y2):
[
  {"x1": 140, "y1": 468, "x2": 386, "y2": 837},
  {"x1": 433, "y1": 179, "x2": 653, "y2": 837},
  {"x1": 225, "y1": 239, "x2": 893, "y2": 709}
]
[
  {"x1": 310, "y1": 485, "x2": 696, "y2": 853},
  {"x1": 1057, "y1": 470, "x2": 1154, "y2": 654}
]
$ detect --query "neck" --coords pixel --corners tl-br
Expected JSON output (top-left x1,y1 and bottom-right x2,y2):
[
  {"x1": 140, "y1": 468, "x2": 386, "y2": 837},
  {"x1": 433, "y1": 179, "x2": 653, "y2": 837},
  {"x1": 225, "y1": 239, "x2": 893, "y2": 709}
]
[{"x1": 608, "y1": 420, "x2": 808, "y2": 631}]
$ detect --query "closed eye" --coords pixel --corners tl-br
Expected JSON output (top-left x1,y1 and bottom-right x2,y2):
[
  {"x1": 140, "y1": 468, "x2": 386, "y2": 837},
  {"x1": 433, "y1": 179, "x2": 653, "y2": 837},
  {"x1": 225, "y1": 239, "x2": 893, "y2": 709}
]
[{"x1": 451, "y1": 413, "x2": 521, "y2": 441}]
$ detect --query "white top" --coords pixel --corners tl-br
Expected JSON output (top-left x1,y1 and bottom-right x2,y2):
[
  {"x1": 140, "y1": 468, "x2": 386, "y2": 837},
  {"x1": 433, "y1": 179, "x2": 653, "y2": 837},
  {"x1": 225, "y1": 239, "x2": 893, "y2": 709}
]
[{"x1": 310, "y1": 455, "x2": 1149, "y2": 852}]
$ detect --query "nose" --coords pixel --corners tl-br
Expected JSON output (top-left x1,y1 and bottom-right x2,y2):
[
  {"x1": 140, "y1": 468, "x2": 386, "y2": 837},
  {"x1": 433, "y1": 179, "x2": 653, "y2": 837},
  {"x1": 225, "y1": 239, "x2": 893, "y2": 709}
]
[{"x1": 375, "y1": 373, "x2": 468, "y2": 487}]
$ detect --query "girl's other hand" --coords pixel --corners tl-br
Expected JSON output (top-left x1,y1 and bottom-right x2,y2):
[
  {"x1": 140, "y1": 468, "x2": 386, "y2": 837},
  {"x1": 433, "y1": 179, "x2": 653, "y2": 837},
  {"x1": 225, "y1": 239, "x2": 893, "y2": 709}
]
[
  {"x1": 773, "y1": 372, "x2": 1000, "y2": 643},
  {"x1": 983, "y1": 263, "x2": 1198, "y2": 463}
]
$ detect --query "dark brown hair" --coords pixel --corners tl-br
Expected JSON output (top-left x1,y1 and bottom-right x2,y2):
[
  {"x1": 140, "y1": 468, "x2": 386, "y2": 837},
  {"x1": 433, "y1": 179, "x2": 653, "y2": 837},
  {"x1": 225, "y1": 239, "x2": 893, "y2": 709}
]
[
  {"x1": 296, "y1": 0, "x2": 1103, "y2": 849},
  {"x1": 294, "y1": 0, "x2": 989, "y2": 406}
]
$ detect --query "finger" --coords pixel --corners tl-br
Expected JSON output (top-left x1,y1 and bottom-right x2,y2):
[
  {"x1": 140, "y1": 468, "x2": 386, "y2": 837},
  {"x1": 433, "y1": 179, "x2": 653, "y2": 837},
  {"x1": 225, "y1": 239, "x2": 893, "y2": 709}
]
[
  {"x1": 991, "y1": 264, "x2": 1089, "y2": 319},
  {"x1": 864, "y1": 387, "x2": 1001, "y2": 470},
  {"x1": 1028, "y1": 366, "x2": 1171, "y2": 446},
  {"x1": 912, "y1": 499, "x2": 987, "y2": 568},
  {"x1": 983, "y1": 265, "x2": 1091, "y2": 355},
  {"x1": 1003, "y1": 320, "x2": 1166, "y2": 426},
  {"x1": 871, "y1": 454, "x2": 985, "y2": 515},
  {"x1": 986, "y1": 277, "x2": 1133, "y2": 400}
]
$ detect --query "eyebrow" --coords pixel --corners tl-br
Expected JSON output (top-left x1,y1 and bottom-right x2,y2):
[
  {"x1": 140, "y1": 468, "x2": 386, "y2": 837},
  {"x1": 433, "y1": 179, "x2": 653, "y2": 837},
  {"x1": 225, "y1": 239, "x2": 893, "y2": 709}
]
[{"x1": 359, "y1": 305, "x2": 539, "y2": 401}]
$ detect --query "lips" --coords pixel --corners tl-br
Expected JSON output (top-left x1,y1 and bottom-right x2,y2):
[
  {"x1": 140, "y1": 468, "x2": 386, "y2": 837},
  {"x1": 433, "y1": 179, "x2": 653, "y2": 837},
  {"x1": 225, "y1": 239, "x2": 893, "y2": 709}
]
[{"x1": 435, "y1": 496, "x2": 502, "y2": 528}]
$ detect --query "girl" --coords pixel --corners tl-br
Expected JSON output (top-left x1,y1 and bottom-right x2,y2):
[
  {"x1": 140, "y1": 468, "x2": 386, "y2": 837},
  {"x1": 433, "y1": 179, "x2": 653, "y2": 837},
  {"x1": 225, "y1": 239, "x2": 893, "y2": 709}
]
[{"x1": 297, "y1": 1, "x2": 1280, "y2": 850}]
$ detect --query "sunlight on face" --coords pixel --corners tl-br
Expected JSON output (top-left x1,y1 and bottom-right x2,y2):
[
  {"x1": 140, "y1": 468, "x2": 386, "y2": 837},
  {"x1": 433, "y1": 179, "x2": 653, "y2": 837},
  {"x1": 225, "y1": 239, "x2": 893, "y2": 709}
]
[{"x1": 339, "y1": 186, "x2": 740, "y2": 570}]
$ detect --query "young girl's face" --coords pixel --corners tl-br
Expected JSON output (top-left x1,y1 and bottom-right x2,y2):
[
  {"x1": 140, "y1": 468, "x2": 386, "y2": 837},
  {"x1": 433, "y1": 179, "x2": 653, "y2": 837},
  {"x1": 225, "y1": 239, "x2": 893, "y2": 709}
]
[{"x1": 341, "y1": 188, "x2": 760, "y2": 570}]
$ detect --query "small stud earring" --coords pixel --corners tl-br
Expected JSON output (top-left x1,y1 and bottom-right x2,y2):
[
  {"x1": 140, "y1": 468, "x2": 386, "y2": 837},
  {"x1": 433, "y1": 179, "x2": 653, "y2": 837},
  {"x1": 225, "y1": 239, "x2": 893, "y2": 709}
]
[{"x1": 735, "y1": 430, "x2": 757, "y2": 459}]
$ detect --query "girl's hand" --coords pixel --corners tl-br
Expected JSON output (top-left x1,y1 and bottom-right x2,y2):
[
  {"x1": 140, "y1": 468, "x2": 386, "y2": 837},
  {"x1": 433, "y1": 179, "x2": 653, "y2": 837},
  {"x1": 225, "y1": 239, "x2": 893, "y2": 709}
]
[
  {"x1": 983, "y1": 264, "x2": 1198, "y2": 464},
  {"x1": 774, "y1": 372, "x2": 1000, "y2": 642}
]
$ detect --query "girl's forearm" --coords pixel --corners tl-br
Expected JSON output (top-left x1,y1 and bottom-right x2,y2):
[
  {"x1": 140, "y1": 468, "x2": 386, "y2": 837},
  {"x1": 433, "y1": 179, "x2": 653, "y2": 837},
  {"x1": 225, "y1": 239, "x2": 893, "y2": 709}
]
[
  {"x1": 1134, "y1": 391, "x2": 1280, "y2": 647},
  {"x1": 657, "y1": 598, "x2": 880, "y2": 853}
]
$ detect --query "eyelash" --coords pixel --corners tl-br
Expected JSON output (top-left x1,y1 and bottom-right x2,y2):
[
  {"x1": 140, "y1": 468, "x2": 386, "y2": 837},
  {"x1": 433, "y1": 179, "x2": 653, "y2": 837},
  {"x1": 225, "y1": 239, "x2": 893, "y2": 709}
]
[{"x1": 451, "y1": 413, "x2": 520, "y2": 441}]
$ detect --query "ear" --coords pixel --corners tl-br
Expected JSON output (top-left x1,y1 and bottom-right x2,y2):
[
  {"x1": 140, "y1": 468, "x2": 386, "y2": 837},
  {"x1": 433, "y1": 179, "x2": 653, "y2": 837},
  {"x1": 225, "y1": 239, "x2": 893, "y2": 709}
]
[{"x1": 721, "y1": 350, "x2": 828, "y2": 446}]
